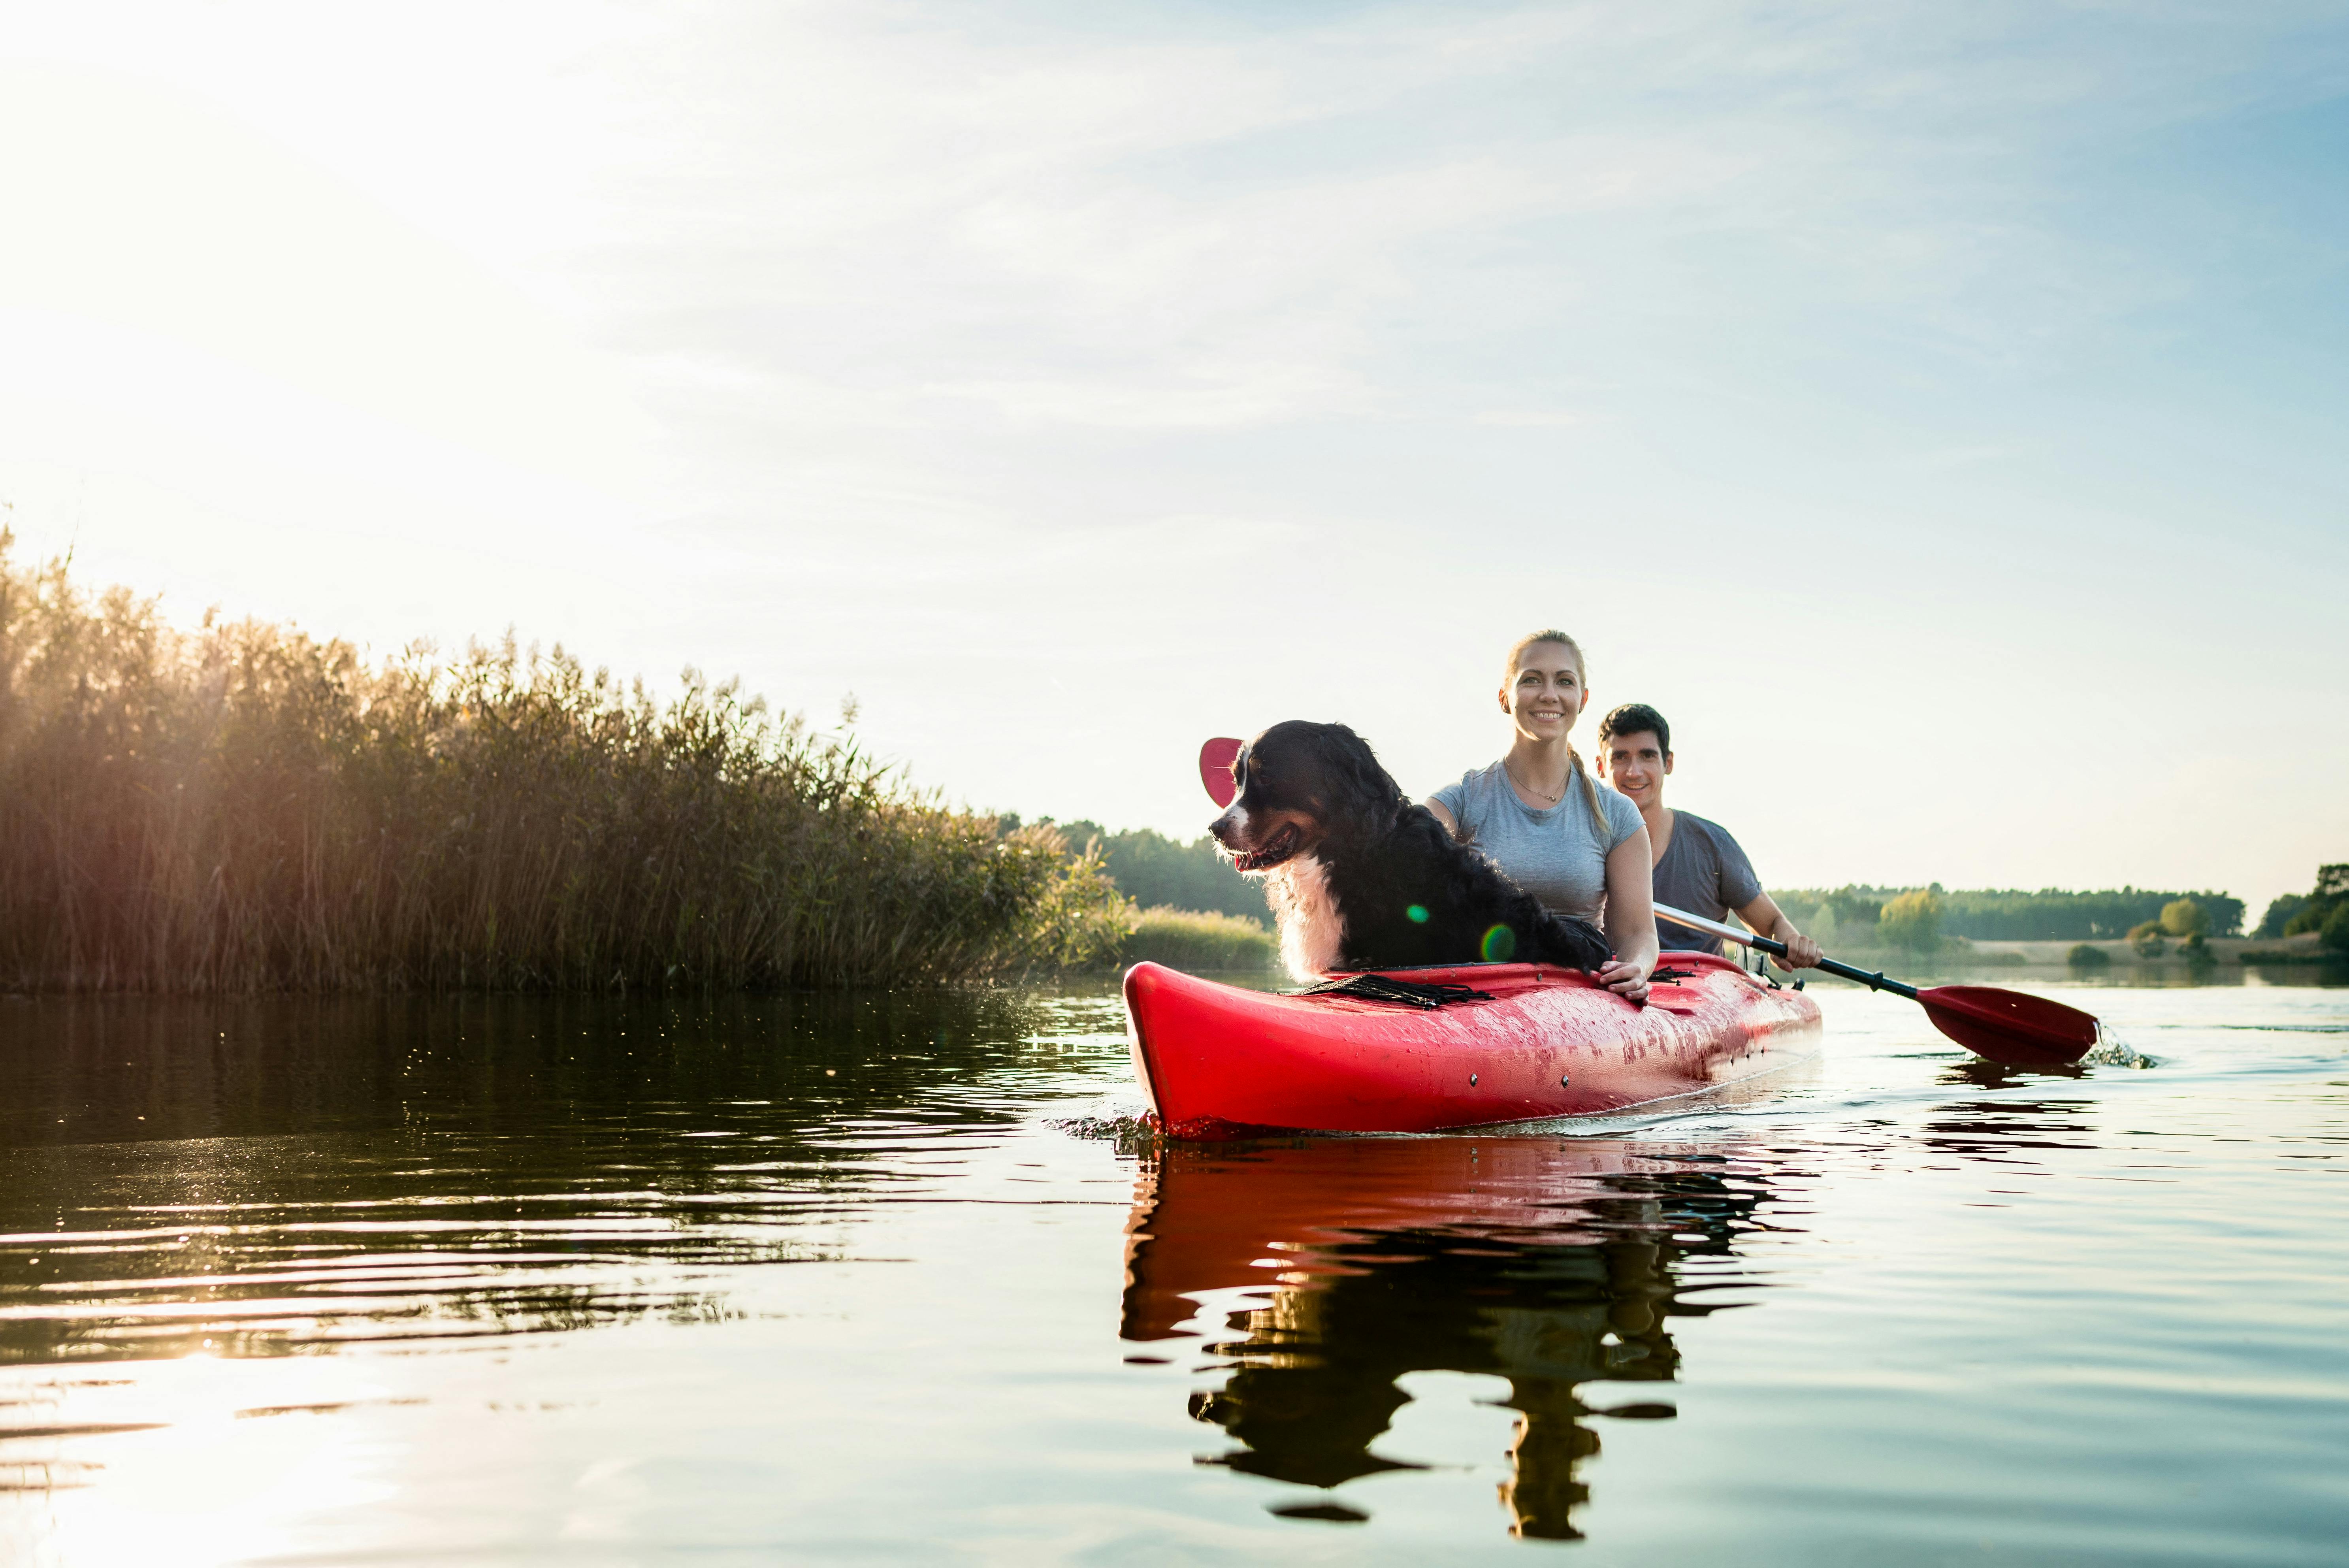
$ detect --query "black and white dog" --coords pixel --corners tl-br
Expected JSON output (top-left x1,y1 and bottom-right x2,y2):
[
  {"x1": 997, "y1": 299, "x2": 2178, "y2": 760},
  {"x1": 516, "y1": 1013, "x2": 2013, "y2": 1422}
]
[{"x1": 1209, "y1": 720, "x2": 1612, "y2": 982}]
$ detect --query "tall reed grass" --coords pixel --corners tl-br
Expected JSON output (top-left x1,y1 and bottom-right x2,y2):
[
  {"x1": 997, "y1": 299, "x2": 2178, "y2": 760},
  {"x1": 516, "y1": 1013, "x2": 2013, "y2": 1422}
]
[{"x1": 0, "y1": 537, "x2": 1127, "y2": 991}]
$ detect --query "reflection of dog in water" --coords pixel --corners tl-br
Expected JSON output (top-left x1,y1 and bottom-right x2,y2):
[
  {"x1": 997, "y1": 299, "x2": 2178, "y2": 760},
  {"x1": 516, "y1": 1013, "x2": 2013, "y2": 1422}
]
[
  {"x1": 1207, "y1": 720, "x2": 1611, "y2": 982},
  {"x1": 1182, "y1": 1232, "x2": 1680, "y2": 1540}
]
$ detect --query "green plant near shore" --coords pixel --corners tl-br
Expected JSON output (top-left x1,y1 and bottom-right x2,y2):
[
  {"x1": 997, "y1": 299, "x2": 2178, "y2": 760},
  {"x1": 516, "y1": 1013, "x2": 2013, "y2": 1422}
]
[
  {"x1": 2159, "y1": 898, "x2": 2209, "y2": 939},
  {"x1": 1117, "y1": 906, "x2": 1276, "y2": 970},
  {"x1": 0, "y1": 538, "x2": 1126, "y2": 991},
  {"x1": 2280, "y1": 865, "x2": 2349, "y2": 953},
  {"x1": 2066, "y1": 943, "x2": 2111, "y2": 967},
  {"x1": 2257, "y1": 893, "x2": 2308, "y2": 938},
  {"x1": 1877, "y1": 887, "x2": 1944, "y2": 952}
]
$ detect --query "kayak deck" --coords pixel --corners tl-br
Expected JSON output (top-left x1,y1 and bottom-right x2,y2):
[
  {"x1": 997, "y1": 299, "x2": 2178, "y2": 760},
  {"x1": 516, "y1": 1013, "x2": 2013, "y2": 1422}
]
[{"x1": 1123, "y1": 954, "x2": 1822, "y2": 1137}]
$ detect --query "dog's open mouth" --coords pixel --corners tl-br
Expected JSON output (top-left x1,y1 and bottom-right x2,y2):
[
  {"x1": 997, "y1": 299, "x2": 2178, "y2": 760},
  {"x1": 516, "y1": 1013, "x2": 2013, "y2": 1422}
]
[{"x1": 1231, "y1": 823, "x2": 1303, "y2": 873}]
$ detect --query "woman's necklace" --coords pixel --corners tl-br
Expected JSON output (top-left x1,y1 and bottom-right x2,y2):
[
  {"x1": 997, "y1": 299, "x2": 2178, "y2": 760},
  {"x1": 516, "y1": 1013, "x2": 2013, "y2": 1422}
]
[{"x1": 1505, "y1": 758, "x2": 1566, "y2": 805}]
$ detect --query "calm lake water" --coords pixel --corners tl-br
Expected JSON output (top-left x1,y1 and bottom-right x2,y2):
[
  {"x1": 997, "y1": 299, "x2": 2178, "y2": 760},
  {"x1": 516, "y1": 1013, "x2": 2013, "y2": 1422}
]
[{"x1": 2, "y1": 965, "x2": 2345, "y2": 1565}]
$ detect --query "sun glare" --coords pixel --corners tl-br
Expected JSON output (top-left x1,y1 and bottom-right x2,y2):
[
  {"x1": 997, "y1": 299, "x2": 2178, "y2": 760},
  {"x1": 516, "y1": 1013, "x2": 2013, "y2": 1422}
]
[{"x1": 4, "y1": 1353, "x2": 402, "y2": 1565}]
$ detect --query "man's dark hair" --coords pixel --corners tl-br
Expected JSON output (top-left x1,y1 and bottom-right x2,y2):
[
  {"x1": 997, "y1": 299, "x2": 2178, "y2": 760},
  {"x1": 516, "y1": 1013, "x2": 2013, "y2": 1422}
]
[{"x1": 1598, "y1": 702, "x2": 1670, "y2": 756}]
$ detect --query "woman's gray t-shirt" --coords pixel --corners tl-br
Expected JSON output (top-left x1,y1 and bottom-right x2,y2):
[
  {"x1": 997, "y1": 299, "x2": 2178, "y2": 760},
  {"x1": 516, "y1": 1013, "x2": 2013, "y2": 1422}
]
[{"x1": 1430, "y1": 760, "x2": 1644, "y2": 923}]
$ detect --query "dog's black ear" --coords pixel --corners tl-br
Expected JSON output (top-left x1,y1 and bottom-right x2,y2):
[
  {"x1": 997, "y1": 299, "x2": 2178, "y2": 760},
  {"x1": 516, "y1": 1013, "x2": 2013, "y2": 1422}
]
[{"x1": 1316, "y1": 724, "x2": 1407, "y2": 841}]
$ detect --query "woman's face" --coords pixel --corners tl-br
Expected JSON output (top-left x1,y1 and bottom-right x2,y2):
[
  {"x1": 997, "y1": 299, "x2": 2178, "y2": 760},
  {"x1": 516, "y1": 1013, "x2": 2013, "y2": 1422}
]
[{"x1": 1501, "y1": 643, "x2": 1588, "y2": 743}]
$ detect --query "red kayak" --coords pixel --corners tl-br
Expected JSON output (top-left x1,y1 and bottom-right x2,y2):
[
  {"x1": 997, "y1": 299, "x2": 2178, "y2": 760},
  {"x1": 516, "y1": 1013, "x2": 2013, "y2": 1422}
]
[{"x1": 1123, "y1": 953, "x2": 1822, "y2": 1137}]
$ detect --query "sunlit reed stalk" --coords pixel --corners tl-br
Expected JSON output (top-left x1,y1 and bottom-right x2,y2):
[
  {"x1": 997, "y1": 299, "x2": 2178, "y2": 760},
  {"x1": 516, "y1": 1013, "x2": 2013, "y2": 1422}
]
[{"x1": 0, "y1": 536, "x2": 1128, "y2": 991}]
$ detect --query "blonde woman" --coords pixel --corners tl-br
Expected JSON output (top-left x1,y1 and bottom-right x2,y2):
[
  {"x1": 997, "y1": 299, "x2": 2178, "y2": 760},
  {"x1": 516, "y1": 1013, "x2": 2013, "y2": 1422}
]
[{"x1": 1426, "y1": 631, "x2": 1658, "y2": 1001}]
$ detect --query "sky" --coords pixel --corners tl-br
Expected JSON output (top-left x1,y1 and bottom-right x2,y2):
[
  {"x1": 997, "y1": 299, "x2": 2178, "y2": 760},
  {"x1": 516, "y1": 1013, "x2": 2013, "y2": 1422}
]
[{"x1": 1, "y1": 0, "x2": 2344, "y2": 920}]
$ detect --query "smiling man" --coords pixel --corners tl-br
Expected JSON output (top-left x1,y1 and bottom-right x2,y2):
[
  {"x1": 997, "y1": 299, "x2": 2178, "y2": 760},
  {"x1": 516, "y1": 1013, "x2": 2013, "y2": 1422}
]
[{"x1": 1596, "y1": 703, "x2": 1822, "y2": 969}]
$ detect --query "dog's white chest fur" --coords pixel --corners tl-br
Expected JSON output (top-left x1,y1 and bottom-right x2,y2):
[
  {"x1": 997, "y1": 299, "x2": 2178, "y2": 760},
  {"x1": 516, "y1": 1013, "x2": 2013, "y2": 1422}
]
[{"x1": 1266, "y1": 855, "x2": 1342, "y2": 981}]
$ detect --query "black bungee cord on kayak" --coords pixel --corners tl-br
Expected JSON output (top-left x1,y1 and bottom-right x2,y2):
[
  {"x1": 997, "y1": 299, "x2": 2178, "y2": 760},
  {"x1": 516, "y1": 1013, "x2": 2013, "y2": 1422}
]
[
  {"x1": 1288, "y1": 974, "x2": 1496, "y2": 1009},
  {"x1": 1296, "y1": 961, "x2": 1702, "y2": 1010}
]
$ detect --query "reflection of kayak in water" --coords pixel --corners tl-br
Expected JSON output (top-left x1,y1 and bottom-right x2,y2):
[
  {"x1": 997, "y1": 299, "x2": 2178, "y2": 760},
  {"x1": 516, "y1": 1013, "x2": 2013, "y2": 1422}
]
[
  {"x1": 1121, "y1": 1135, "x2": 1683, "y2": 1340},
  {"x1": 1121, "y1": 1136, "x2": 1758, "y2": 1539},
  {"x1": 1123, "y1": 952, "x2": 1822, "y2": 1137}
]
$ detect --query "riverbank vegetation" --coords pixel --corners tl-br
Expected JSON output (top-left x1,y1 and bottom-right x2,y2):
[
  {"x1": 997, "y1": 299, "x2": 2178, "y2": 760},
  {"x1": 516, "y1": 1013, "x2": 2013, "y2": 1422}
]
[
  {"x1": 2271, "y1": 865, "x2": 2349, "y2": 950},
  {"x1": 0, "y1": 539, "x2": 1127, "y2": 992},
  {"x1": 1050, "y1": 821, "x2": 1268, "y2": 922},
  {"x1": 1875, "y1": 887, "x2": 1946, "y2": 952},
  {"x1": 1116, "y1": 906, "x2": 1276, "y2": 970}
]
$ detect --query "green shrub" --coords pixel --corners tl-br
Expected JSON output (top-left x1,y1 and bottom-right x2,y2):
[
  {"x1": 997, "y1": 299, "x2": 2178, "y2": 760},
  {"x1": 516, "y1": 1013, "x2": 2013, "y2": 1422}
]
[
  {"x1": 0, "y1": 536, "x2": 1127, "y2": 991},
  {"x1": 1117, "y1": 906, "x2": 1276, "y2": 971},
  {"x1": 2325, "y1": 904, "x2": 2349, "y2": 955},
  {"x1": 2159, "y1": 898, "x2": 2209, "y2": 938},
  {"x1": 2130, "y1": 923, "x2": 2166, "y2": 957},
  {"x1": 2285, "y1": 865, "x2": 2349, "y2": 940},
  {"x1": 2258, "y1": 893, "x2": 2309, "y2": 939},
  {"x1": 1878, "y1": 887, "x2": 1945, "y2": 952},
  {"x1": 2067, "y1": 943, "x2": 2111, "y2": 967}
]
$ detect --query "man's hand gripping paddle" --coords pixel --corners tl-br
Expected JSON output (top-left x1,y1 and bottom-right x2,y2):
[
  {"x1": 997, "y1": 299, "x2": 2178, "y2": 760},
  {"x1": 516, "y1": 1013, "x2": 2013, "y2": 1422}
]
[{"x1": 1655, "y1": 902, "x2": 2100, "y2": 1068}]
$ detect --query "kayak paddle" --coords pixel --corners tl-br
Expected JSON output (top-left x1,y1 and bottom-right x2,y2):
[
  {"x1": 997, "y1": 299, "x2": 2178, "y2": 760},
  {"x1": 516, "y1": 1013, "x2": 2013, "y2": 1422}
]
[
  {"x1": 1200, "y1": 737, "x2": 1241, "y2": 808},
  {"x1": 1654, "y1": 901, "x2": 2100, "y2": 1068}
]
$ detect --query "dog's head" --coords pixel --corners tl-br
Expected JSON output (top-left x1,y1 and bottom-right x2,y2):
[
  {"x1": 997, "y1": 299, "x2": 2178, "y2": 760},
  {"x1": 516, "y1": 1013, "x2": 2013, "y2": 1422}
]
[{"x1": 1208, "y1": 720, "x2": 1407, "y2": 873}]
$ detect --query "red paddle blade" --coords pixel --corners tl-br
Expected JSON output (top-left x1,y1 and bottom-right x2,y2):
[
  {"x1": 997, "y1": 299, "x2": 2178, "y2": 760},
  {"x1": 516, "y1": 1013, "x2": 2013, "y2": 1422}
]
[
  {"x1": 1919, "y1": 985, "x2": 2100, "y2": 1068},
  {"x1": 1200, "y1": 737, "x2": 1242, "y2": 807}
]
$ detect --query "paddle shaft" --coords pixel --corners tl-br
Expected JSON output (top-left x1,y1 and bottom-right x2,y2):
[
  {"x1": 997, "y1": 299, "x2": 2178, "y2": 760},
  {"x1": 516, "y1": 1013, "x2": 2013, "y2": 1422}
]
[{"x1": 1654, "y1": 902, "x2": 1920, "y2": 1000}]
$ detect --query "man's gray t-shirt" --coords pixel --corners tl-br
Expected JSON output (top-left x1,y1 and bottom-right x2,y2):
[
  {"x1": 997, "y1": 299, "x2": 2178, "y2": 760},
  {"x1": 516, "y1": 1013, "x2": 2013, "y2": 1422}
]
[
  {"x1": 1652, "y1": 810, "x2": 1762, "y2": 955},
  {"x1": 1430, "y1": 761, "x2": 1644, "y2": 924}
]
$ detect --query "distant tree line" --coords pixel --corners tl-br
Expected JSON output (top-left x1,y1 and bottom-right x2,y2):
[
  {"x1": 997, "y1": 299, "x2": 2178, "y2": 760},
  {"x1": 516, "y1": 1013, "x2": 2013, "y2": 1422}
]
[
  {"x1": 1013, "y1": 819, "x2": 1270, "y2": 925},
  {"x1": 1041, "y1": 817, "x2": 2302, "y2": 951},
  {"x1": 1771, "y1": 886, "x2": 2245, "y2": 941}
]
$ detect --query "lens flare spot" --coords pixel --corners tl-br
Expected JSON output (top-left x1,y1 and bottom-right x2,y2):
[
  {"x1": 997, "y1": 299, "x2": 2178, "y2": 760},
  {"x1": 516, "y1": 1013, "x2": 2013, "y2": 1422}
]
[
  {"x1": 1406, "y1": 904, "x2": 1428, "y2": 924},
  {"x1": 1481, "y1": 924, "x2": 1517, "y2": 962}
]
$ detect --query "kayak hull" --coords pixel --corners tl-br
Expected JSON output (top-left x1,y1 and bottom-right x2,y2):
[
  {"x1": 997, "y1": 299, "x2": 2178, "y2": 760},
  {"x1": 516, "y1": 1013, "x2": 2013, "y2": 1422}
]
[{"x1": 1123, "y1": 954, "x2": 1822, "y2": 1137}]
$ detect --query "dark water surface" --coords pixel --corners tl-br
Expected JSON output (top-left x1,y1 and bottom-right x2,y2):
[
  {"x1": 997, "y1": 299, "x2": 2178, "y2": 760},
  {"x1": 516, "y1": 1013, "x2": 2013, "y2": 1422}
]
[{"x1": 2, "y1": 970, "x2": 2344, "y2": 1564}]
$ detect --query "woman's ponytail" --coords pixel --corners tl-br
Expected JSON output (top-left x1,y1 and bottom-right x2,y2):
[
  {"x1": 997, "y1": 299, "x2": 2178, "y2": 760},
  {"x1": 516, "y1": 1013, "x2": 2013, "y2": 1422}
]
[{"x1": 1569, "y1": 744, "x2": 1607, "y2": 837}]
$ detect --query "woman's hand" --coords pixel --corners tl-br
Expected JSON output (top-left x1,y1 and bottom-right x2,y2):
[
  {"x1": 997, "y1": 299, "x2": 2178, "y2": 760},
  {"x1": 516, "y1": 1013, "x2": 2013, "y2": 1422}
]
[
  {"x1": 1596, "y1": 956, "x2": 1650, "y2": 1004},
  {"x1": 1600, "y1": 831, "x2": 1659, "y2": 1004}
]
